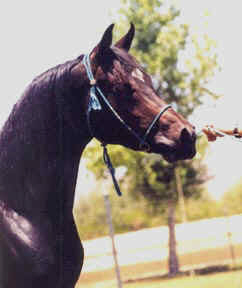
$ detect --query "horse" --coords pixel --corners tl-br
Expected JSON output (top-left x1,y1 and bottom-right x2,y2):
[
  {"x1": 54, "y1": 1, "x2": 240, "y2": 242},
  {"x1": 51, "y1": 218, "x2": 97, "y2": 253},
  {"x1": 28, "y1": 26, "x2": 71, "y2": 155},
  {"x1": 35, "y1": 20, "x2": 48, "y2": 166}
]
[{"x1": 0, "y1": 23, "x2": 196, "y2": 288}]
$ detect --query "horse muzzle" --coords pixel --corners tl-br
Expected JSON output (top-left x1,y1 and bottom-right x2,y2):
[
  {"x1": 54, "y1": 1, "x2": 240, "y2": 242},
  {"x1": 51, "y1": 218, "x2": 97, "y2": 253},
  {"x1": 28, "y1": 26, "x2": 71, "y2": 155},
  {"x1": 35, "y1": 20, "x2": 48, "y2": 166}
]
[{"x1": 153, "y1": 127, "x2": 197, "y2": 162}]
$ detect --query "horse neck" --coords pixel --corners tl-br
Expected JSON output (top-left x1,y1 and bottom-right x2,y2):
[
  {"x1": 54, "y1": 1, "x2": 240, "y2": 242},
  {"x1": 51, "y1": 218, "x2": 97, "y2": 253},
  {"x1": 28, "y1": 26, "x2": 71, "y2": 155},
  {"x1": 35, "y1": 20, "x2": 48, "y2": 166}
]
[{"x1": 0, "y1": 61, "x2": 92, "y2": 220}]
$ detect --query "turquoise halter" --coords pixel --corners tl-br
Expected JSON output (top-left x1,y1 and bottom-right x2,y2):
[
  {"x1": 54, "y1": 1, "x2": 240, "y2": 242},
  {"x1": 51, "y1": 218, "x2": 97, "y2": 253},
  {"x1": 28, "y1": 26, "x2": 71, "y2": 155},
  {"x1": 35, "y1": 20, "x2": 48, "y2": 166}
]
[{"x1": 82, "y1": 53, "x2": 171, "y2": 196}]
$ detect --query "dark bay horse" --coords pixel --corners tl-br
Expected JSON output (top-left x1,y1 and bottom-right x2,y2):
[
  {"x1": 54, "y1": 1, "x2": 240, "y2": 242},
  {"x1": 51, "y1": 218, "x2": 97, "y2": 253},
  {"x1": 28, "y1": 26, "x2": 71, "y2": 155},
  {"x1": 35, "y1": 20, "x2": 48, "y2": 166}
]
[{"x1": 0, "y1": 24, "x2": 196, "y2": 287}]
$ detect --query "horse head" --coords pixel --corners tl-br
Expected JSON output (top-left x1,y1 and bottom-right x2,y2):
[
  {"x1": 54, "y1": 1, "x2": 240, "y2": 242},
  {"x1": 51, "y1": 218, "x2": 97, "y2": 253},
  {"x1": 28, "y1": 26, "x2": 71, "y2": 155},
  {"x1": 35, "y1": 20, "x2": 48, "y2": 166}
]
[{"x1": 72, "y1": 24, "x2": 196, "y2": 163}]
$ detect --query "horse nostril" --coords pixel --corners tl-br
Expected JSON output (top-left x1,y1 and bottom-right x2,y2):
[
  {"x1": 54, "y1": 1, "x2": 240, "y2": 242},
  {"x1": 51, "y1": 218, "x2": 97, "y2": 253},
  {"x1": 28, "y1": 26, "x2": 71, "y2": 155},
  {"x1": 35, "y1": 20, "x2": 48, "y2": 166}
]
[
  {"x1": 180, "y1": 128, "x2": 193, "y2": 143},
  {"x1": 192, "y1": 131, "x2": 197, "y2": 141}
]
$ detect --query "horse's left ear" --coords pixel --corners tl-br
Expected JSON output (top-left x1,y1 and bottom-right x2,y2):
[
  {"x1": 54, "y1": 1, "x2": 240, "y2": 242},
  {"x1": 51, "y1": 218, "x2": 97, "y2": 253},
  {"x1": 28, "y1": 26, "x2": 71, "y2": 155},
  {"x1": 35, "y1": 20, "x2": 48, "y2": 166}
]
[
  {"x1": 98, "y1": 24, "x2": 114, "y2": 50},
  {"x1": 115, "y1": 23, "x2": 135, "y2": 51},
  {"x1": 92, "y1": 24, "x2": 114, "y2": 61}
]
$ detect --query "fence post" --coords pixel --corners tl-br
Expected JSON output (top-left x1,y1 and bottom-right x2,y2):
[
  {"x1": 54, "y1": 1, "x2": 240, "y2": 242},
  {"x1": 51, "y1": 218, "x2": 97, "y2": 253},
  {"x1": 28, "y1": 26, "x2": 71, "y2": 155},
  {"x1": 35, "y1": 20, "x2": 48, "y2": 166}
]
[
  {"x1": 175, "y1": 166, "x2": 195, "y2": 276},
  {"x1": 102, "y1": 175, "x2": 122, "y2": 288},
  {"x1": 223, "y1": 207, "x2": 236, "y2": 268}
]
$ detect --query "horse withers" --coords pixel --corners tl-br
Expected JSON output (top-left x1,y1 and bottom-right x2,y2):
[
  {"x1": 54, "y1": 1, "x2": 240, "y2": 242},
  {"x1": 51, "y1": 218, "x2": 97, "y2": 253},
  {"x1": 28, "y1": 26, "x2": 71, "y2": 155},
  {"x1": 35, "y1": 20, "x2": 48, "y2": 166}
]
[{"x1": 0, "y1": 24, "x2": 196, "y2": 288}]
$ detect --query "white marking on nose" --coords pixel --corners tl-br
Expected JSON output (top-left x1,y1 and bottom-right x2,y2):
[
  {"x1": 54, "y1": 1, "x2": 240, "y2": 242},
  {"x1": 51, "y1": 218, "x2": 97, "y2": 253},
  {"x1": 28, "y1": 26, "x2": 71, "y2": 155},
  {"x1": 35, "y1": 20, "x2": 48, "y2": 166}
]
[{"x1": 132, "y1": 68, "x2": 145, "y2": 82}]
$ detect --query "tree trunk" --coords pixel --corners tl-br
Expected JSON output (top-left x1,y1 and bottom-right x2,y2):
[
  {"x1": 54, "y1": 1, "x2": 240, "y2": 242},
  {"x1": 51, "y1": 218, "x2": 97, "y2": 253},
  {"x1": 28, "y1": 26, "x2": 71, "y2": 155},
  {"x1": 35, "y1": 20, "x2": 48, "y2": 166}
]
[
  {"x1": 175, "y1": 166, "x2": 187, "y2": 223},
  {"x1": 168, "y1": 199, "x2": 179, "y2": 277}
]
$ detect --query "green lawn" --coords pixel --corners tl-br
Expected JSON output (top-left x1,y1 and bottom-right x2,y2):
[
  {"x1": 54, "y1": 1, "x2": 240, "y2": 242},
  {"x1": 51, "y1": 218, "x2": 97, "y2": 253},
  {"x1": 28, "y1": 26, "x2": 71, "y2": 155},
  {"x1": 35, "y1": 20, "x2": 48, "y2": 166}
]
[
  {"x1": 77, "y1": 243, "x2": 242, "y2": 287},
  {"x1": 76, "y1": 270, "x2": 242, "y2": 288}
]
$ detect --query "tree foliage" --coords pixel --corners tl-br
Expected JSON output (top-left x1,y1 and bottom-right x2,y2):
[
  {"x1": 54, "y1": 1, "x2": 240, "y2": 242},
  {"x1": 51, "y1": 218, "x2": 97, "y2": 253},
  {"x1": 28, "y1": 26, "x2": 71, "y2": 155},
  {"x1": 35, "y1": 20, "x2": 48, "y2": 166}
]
[
  {"x1": 221, "y1": 177, "x2": 242, "y2": 215},
  {"x1": 74, "y1": 186, "x2": 163, "y2": 240}
]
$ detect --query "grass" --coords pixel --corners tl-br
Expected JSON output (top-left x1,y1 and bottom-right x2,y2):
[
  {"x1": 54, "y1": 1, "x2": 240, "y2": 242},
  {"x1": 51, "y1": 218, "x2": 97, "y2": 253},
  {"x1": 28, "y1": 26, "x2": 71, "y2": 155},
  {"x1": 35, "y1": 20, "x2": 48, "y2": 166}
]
[
  {"x1": 125, "y1": 271, "x2": 242, "y2": 288},
  {"x1": 77, "y1": 243, "x2": 242, "y2": 287},
  {"x1": 76, "y1": 270, "x2": 242, "y2": 288}
]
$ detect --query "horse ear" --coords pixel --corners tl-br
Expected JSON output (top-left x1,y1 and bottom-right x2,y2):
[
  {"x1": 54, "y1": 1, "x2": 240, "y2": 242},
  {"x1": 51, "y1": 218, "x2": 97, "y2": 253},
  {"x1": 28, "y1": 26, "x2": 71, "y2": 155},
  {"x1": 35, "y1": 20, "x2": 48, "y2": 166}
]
[
  {"x1": 99, "y1": 23, "x2": 114, "y2": 49},
  {"x1": 115, "y1": 23, "x2": 135, "y2": 51},
  {"x1": 92, "y1": 24, "x2": 114, "y2": 60}
]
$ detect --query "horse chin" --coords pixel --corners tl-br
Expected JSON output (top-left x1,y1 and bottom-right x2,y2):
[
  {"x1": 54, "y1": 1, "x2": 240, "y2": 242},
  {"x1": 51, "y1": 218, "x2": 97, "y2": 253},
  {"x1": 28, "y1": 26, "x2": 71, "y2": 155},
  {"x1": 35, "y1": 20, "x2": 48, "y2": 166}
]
[
  {"x1": 151, "y1": 142, "x2": 197, "y2": 163},
  {"x1": 149, "y1": 143, "x2": 177, "y2": 163},
  {"x1": 162, "y1": 153, "x2": 177, "y2": 163},
  {"x1": 162, "y1": 149, "x2": 196, "y2": 163}
]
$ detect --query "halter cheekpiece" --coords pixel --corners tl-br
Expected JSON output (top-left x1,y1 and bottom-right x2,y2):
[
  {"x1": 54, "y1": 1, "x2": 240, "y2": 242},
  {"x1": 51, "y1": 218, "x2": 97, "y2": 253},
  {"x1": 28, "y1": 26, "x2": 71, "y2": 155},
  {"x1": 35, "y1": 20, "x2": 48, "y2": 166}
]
[{"x1": 82, "y1": 53, "x2": 171, "y2": 196}]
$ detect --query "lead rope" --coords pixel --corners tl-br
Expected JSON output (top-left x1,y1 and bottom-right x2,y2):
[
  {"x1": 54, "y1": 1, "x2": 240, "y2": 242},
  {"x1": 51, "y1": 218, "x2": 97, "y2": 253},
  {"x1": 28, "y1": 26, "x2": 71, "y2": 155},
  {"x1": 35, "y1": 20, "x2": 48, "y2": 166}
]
[
  {"x1": 193, "y1": 101, "x2": 242, "y2": 142},
  {"x1": 204, "y1": 126, "x2": 242, "y2": 142},
  {"x1": 102, "y1": 144, "x2": 122, "y2": 196}
]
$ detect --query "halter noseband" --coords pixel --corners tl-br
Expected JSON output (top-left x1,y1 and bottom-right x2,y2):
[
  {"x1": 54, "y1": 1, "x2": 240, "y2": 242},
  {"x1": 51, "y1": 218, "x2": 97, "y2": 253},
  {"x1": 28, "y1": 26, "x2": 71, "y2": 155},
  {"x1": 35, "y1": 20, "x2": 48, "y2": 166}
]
[{"x1": 82, "y1": 53, "x2": 171, "y2": 196}]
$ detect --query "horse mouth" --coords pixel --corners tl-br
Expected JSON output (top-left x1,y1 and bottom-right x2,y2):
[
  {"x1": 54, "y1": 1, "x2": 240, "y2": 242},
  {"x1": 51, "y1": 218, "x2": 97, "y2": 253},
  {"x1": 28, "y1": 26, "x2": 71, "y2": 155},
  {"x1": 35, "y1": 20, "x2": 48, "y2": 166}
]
[
  {"x1": 162, "y1": 148, "x2": 196, "y2": 163},
  {"x1": 151, "y1": 141, "x2": 197, "y2": 163}
]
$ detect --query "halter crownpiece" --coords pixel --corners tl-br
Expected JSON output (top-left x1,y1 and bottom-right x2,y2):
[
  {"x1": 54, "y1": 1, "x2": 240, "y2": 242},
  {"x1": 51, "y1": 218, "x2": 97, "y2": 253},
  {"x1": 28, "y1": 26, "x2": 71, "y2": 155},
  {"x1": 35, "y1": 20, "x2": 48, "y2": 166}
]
[{"x1": 82, "y1": 53, "x2": 172, "y2": 196}]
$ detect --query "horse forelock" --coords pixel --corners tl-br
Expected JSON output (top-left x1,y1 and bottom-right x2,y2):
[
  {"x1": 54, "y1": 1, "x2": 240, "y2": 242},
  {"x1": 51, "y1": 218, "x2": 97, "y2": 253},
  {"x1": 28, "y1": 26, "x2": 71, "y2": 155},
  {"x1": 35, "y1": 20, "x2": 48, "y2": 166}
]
[{"x1": 111, "y1": 47, "x2": 140, "y2": 71}]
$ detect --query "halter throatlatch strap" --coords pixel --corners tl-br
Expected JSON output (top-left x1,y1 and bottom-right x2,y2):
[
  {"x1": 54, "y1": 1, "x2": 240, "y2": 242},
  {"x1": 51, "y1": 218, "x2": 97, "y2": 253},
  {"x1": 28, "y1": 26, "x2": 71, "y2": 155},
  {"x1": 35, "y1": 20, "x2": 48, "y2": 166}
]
[{"x1": 82, "y1": 53, "x2": 171, "y2": 196}]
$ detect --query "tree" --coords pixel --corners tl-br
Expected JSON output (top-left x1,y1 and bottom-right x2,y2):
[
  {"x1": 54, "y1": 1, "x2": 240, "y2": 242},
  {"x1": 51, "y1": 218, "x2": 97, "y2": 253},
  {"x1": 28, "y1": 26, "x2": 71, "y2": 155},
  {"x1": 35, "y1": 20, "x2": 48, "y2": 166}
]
[
  {"x1": 222, "y1": 177, "x2": 242, "y2": 216},
  {"x1": 83, "y1": 0, "x2": 218, "y2": 276}
]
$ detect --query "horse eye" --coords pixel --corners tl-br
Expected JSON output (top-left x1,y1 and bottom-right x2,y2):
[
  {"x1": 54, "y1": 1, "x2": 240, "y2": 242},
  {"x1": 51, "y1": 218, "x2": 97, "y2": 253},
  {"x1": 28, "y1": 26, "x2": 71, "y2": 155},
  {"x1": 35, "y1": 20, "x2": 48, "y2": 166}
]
[
  {"x1": 161, "y1": 124, "x2": 169, "y2": 131},
  {"x1": 121, "y1": 84, "x2": 134, "y2": 97}
]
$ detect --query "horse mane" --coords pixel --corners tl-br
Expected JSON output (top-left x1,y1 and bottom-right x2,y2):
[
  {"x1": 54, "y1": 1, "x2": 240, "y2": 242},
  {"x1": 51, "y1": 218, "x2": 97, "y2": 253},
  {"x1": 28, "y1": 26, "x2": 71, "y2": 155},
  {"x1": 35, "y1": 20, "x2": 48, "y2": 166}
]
[
  {"x1": 1, "y1": 57, "x2": 81, "y2": 136},
  {"x1": 0, "y1": 56, "x2": 82, "y2": 209},
  {"x1": 26, "y1": 57, "x2": 81, "y2": 106}
]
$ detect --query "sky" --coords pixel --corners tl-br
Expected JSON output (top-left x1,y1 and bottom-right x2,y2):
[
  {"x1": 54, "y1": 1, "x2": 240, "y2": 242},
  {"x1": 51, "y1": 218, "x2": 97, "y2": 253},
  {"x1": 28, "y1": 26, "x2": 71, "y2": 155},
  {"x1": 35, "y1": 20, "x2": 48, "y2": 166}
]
[
  {"x1": 0, "y1": 0, "x2": 241, "y2": 201},
  {"x1": 176, "y1": 0, "x2": 242, "y2": 200}
]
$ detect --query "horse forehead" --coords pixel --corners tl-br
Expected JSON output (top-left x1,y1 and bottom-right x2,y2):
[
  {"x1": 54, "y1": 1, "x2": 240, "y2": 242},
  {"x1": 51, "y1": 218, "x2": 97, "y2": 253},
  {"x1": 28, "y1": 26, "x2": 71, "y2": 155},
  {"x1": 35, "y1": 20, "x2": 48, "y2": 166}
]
[{"x1": 131, "y1": 68, "x2": 145, "y2": 82}]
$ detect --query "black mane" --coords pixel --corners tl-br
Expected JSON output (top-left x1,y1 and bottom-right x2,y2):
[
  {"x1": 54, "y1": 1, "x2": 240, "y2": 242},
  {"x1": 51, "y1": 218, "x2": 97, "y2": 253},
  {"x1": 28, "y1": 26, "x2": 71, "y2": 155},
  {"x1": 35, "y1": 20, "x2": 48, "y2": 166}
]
[
  {"x1": 1, "y1": 57, "x2": 80, "y2": 134},
  {"x1": 0, "y1": 57, "x2": 82, "y2": 211}
]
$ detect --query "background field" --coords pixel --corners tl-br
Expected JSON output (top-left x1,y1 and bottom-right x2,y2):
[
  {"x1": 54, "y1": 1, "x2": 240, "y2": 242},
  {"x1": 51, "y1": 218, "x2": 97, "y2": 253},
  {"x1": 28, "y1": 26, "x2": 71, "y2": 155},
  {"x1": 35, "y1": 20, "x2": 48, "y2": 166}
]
[
  {"x1": 77, "y1": 245, "x2": 242, "y2": 287},
  {"x1": 76, "y1": 215, "x2": 242, "y2": 287},
  {"x1": 76, "y1": 270, "x2": 242, "y2": 288}
]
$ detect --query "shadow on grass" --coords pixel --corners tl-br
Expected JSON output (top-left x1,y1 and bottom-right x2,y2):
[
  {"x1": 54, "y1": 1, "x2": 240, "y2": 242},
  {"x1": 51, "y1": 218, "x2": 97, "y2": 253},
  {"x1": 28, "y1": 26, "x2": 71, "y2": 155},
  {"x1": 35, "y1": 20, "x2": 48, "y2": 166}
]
[{"x1": 124, "y1": 264, "x2": 242, "y2": 284}]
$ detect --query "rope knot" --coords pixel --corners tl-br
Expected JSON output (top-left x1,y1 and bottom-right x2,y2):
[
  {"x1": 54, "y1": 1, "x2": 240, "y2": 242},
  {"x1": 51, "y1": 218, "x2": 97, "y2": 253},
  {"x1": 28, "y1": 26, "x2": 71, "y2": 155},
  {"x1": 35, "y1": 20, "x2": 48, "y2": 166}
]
[{"x1": 90, "y1": 79, "x2": 96, "y2": 86}]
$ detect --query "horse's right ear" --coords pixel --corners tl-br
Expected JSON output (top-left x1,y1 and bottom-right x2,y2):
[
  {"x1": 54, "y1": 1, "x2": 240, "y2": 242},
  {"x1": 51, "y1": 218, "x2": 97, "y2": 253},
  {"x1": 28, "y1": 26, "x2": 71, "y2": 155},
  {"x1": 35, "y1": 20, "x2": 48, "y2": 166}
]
[
  {"x1": 115, "y1": 23, "x2": 135, "y2": 51},
  {"x1": 92, "y1": 24, "x2": 114, "y2": 62}
]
